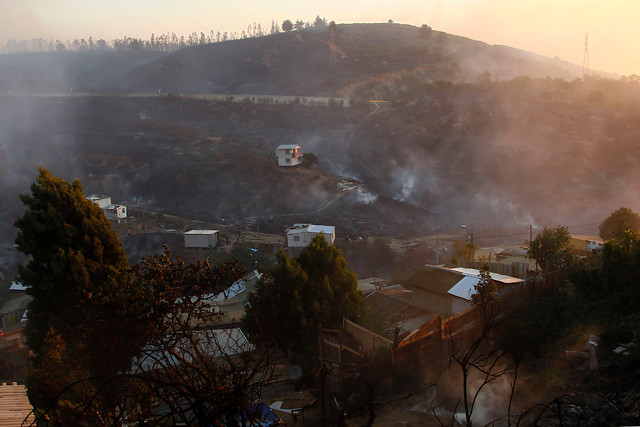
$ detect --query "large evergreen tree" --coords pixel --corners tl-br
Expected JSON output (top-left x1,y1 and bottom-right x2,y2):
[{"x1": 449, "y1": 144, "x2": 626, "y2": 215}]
[
  {"x1": 14, "y1": 168, "x2": 147, "y2": 420},
  {"x1": 245, "y1": 235, "x2": 362, "y2": 362}
]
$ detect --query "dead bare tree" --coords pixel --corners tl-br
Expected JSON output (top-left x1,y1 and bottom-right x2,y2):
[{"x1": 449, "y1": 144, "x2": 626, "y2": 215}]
[
  {"x1": 440, "y1": 265, "x2": 519, "y2": 427},
  {"x1": 28, "y1": 249, "x2": 278, "y2": 426}
]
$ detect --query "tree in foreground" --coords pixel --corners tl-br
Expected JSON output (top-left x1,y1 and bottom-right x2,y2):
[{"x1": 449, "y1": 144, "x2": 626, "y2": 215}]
[
  {"x1": 122, "y1": 249, "x2": 276, "y2": 426},
  {"x1": 599, "y1": 206, "x2": 640, "y2": 240},
  {"x1": 246, "y1": 235, "x2": 362, "y2": 364},
  {"x1": 525, "y1": 226, "x2": 576, "y2": 273},
  {"x1": 14, "y1": 167, "x2": 148, "y2": 422},
  {"x1": 444, "y1": 264, "x2": 516, "y2": 427}
]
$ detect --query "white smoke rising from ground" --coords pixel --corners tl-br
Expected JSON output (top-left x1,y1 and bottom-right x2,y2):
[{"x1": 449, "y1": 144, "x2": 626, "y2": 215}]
[{"x1": 355, "y1": 187, "x2": 377, "y2": 204}]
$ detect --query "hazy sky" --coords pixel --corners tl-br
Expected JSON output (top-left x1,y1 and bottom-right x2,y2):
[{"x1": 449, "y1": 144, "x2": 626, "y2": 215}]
[{"x1": 1, "y1": 0, "x2": 637, "y2": 75}]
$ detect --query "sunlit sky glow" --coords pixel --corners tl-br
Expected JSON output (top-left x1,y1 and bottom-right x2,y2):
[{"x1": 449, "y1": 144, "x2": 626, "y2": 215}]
[{"x1": 1, "y1": 0, "x2": 638, "y2": 75}]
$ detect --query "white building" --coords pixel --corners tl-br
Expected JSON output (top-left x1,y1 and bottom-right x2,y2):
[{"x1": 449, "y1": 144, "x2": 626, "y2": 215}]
[
  {"x1": 275, "y1": 144, "x2": 302, "y2": 166},
  {"x1": 86, "y1": 195, "x2": 111, "y2": 208},
  {"x1": 103, "y1": 204, "x2": 127, "y2": 220},
  {"x1": 286, "y1": 224, "x2": 335, "y2": 255},
  {"x1": 184, "y1": 229, "x2": 219, "y2": 248},
  {"x1": 86, "y1": 195, "x2": 127, "y2": 220}
]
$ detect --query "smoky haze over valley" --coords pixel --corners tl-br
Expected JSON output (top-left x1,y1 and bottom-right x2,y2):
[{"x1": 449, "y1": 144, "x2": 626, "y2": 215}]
[{"x1": 1, "y1": 23, "x2": 639, "y2": 262}]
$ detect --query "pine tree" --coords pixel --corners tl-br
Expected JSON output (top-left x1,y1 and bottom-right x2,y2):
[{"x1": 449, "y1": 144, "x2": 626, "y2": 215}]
[{"x1": 14, "y1": 168, "x2": 147, "y2": 420}]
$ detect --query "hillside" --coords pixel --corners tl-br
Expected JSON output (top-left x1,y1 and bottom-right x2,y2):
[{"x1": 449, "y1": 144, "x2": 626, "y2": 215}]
[
  {"x1": 0, "y1": 23, "x2": 637, "y2": 283},
  {"x1": 1, "y1": 24, "x2": 587, "y2": 96}
]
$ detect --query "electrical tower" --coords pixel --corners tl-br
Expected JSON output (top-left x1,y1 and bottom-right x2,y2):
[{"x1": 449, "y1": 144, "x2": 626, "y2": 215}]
[{"x1": 582, "y1": 32, "x2": 590, "y2": 80}]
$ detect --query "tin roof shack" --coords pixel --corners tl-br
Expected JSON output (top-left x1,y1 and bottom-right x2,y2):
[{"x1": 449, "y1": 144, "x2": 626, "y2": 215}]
[
  {"x1": 184, "y1": 229, "x2": 219, "y2": 248},
  {"x1": 405, "y1": 265, "x2": 524, "y2": 315},
  {"x1": 275, "y1": 144, "x2": 302, "y2": 166},
  {"x1": 286, "y1": 224, "x2": 335, "y2": 256}
]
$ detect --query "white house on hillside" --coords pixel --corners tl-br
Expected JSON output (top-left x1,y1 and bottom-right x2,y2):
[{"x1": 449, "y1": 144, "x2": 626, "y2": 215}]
[
  {"x1": 275, "y1": 144, "x2": 302, "y2": 166},
  {"x1": 184, "y1": 230, "x2": 219, "y2": 248},
  {"x1": 286, "y1": 224, "x2": 335, "y2": 255},
  {"x1": 86, "y1": 195, "x2": 111, "y2": 208},
  {"x1": 86, "y1": 194, "x2": 128, "y2": 220}
]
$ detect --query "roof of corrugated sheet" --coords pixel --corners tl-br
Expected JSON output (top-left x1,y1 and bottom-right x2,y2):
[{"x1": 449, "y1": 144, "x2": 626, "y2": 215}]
[
  {"x1": 287, "y1": 224, "x2": 335, "y2": 235},
  {"x1": 0, "y1": 295, "x2": 31, "y2": 316},
  {"x1": 276, "y1": 144, "x2": 301, "y2": 150},
  {"x1": 405, "y1": 266, "x2": 461, "y2": 294},
  {"x1": 184, "y1": 229, "x2": 219, "y2": 235},
  {"x1": 364, "y1": 291, "x2": 434, "y2": 331},
  {"x1": 449, "y1": 267, "x2": 524, "y2": 284}
]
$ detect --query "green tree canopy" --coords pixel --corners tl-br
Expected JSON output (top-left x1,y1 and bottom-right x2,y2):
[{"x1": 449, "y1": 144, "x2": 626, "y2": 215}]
[
  {"x1": 599, "y1": 206, "x2": 640, "y2": 240},
  {"x1": 281, "y1": 19, "x2": 293, "y2": 32},
  {"x1": 14, "y1": 168, "x2": 147, "y2": 419},
  {"x1": 245, "y1": 235, "x2": 362, "y2": 362},
  {"x1": 419, "y1": 24, "x2": 433, "y2": 39},
  {"x1": 525, "y1": 226, "x2": 576, "y2": 273},
  {"x1": 450, "y1": 239, "x2": 477, "y2": 267},
  {"x1": 471, "y1": 264, "x2": 499, "y2": 330}
]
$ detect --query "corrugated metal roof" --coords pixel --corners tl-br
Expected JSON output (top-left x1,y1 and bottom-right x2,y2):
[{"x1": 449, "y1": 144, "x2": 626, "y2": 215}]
[
  {"x1": 184, "y1": 229, "x2": 219, "y2": 235},
  {"x1": 276, "y1": 144, "x2": 301, "y2": 150},
  {"x1": 449, "y1": 267, "x2": 524, "y2": 284},
  {"x1": 9, "y1": 282, "x2": 27, "y2": 292},
  {"x1": 287, "y1": 224, "x2": 335, "y2": 235},
  {"x1": 406, "y1": 266, "x2": 461, "y2": 294},
  {"x1": 447, "y1": 276, "x2": 478, "y2": 300},
  {"x1": 0, "y1": 295, "x2": 32, "y2": 316}
]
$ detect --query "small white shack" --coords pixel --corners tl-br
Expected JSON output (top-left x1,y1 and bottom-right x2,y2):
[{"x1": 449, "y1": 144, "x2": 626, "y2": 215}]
[
  {"x1": 275, "y1": 144, "x2": 302, "y2": 166},
  {"x1": 103, "y1": 204, "x2": 127, "y2": 220},
  {"x1": 286, "y1": 224, "x2": 335, "y2": 255},
  {"x1": 184, "y1": 230, "x2": 219, "y2": 248}
]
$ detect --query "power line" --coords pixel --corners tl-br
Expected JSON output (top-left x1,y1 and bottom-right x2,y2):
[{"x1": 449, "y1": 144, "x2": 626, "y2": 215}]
[{"x1": 472, "y1": 222, "x2": 601, "y2": 240}]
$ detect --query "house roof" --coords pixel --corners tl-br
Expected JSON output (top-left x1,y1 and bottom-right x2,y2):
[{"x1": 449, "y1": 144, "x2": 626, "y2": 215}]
[
  {"x1": 449, "y1": 267, "x2": 525, "y2": 284},
  {"x1": 9, "y1": 282, "x2": 27, "y2": 292},
  {"x1": 276, "y1": 144, "x2": 301, "y2": 150},
  {"x1": 287, "y1": 224, "x2": 335, "y2": 235},
  {"x1": 405, "y1": 266, "x2": 462, "y2": 294},
  {"x1": 184, "y1": 229, "x2": 219, "y2": 235},
  {"x1": 136, "y1": 327, "x2": 255, "y2": 372},
  {"x1": 407, "y1": 265, "x2": 524, "y2": 301},
  {"x1": 364, "y1": 291, "x2": 435, "y2": 334},
  {"x1": 0, "y1": 295, "x2": 32, "y2": 316}
]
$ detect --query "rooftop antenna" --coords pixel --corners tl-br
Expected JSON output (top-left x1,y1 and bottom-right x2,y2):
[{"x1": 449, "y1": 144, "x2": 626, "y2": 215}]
[{"x1": 582, "y1": 32, "x2": 590, "y2": 80}]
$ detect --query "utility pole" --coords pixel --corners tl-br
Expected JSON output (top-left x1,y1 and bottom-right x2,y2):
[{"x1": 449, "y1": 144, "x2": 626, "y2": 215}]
[{"x1": 582, "y1": 32, "x2": 590, "y2": 80}]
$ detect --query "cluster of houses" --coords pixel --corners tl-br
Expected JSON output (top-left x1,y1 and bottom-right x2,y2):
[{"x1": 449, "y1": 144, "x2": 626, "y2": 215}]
[{"x1": 1, "y1": 178, "x2": 609, "y2": 421}]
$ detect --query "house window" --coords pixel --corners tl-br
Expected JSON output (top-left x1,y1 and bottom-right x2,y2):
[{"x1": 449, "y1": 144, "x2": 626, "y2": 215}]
[
  {"x1": 293, "y1": 235, "x2": 300, "y2": 242},
  {"x1": 286, "y1": 158, "x2": 291, "y2": 163}
]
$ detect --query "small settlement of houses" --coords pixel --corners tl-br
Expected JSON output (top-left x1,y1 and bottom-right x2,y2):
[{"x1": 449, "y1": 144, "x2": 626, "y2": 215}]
[{"x1": 0, "y1": 201, "x2": 607, "y2": 423}]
